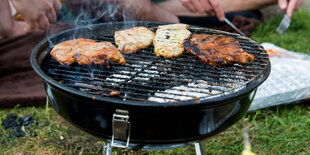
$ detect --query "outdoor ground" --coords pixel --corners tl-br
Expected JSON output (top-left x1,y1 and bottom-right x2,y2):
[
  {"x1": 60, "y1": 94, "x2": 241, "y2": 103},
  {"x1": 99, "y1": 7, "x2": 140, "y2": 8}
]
[{"x1": 1, "y1": 6, "x2": 310, "y2": 155}]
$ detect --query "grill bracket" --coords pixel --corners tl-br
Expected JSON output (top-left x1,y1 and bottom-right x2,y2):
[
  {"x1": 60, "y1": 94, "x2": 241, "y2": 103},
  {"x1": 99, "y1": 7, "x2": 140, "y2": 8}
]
[{"x1": 111, "y1": 109, "x2": 131, "y2": 148}]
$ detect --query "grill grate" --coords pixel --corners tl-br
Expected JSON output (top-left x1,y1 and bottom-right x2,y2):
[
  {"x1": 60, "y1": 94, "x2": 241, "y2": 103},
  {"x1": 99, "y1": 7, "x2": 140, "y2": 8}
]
[{"x1": 42, "y1": 27, "x2": 269, "y2": 103}]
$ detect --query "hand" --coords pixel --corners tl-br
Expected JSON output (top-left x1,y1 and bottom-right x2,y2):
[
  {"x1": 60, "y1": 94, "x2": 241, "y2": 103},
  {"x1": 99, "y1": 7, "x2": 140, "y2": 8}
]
[
  {"x1": 11, "y1": 0, "x2": 62, "y2": 31},
  {"x1": 278, "y1": 0, "x2": 303, "y2": 17},
  {"x1": 1, "y1": 21, "x2": 28, "y2": 39},
  {"x1": 179, "y1": 0, "x2": 225, "y2": 21},
  {"x1": 10, "y1": 21, "x2": 28, "y2": 38}
]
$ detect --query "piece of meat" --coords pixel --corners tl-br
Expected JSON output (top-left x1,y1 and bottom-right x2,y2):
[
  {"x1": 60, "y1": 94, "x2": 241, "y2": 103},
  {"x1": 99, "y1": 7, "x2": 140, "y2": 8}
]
[
  {"x1": 50, "y1": 38, "x2": 125, "y2": 65},
  {"x1": 50, "y1": 38, "x2": 93, "y2": 65},
  {"x1": 184, "y1": 34, "x2": 254, "y2": 65},
  {"x1": 153, "y1": 24, "x2": 191, "y2": 58},
  {"x1": 76, "y1": 41, "x2": 126, "y2": 65},
  {"x1": 114, "y1": 26, "x2": 155, "y2": 54},
  {"x1": 109, "y1": 91, "x2": 120, "y2": 97}
]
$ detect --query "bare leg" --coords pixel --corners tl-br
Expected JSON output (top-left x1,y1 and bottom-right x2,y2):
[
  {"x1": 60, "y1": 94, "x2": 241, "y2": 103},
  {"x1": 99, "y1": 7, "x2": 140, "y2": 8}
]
[
  {"x1": 65, "y1": 0, "x2": 180, "y2": 23},
  {"x1": 158, "y1": 0, "x2": 278, "y2": 17},
  {"x1": 117, "y1": 0, "x2": 180, "y2": 23}
]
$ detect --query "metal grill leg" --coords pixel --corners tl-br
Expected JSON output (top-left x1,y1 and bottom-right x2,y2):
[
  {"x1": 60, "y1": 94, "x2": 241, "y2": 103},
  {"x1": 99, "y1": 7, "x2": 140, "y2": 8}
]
[
  {"x1": 194, "y1": 141, "x2": 206, "y2": 155},
  {"x1": 103, "y1": 142, "x2": 112, "y2": 155}
]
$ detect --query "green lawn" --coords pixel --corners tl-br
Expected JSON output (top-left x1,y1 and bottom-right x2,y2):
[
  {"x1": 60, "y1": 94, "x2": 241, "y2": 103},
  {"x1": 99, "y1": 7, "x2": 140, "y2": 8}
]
[
  {"x1": 252, "y1": 9, "x2": 310, "y2": 54},
  {"x1": 1, "y1": 9, "x2": 310, "y2": 155}
]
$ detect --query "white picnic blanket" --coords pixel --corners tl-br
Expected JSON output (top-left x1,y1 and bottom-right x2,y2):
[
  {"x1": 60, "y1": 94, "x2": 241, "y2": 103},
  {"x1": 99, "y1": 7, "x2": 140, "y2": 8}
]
[{"x1": 249, "y1": 43, "x2": 310, "y2": 111}]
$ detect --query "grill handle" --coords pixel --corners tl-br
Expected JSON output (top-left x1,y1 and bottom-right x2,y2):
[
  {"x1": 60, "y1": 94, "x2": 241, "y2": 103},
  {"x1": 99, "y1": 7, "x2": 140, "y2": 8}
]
[{"x1": 111, "y1": 109, "x2": 131, "y2": 148}]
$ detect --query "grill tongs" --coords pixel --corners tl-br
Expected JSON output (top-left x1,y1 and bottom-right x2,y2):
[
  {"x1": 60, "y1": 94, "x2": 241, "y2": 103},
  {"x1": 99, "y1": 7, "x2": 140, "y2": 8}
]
[{"x1": 224, "y1": 18, "x2": 247, "y2": 37}]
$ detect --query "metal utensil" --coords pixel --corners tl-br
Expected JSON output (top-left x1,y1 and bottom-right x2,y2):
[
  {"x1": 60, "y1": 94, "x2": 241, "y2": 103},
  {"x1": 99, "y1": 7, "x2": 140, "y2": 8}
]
[
  {"x1": 224, "y1": 18, "x2": 247, "y2": 37},
  {"x1": 276, "y1": 14, "x2": 291, "y2": 34}
]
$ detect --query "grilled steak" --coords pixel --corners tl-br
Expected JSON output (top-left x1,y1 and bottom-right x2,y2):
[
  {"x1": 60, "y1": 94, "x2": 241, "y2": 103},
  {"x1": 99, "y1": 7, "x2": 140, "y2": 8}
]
[
  {"x1": 153, "y1": 24, "x2": 191, "y2": 58},
  {"x1": 184, "y1": 34, "x2": 254, "y2": 65},
  {"x1": 114, "y1": 26, "x2": 155, "y2": 54},
  {"x1": 51, "y1": 38, "x2": 125, "y2": 65}
]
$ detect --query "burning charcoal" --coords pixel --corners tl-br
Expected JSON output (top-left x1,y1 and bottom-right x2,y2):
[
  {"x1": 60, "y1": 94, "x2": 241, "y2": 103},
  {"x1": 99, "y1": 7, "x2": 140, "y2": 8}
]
[
  {"x1": 14, "y1": 131, "x2": 25, "y2": 138},
  {"x1": 8, "y1": 123, "x2": 26, "y2": 137},
  {"x1": 1, "y1": 114, "x2": 38, "y2": 138},
  {"x1": 1, "y1": 113, "x2": 19, "y2": 129},
  {"x1": 19, "y1": 115, "x2": 34, "y2": 129},
  {"x1": 5, "y1": 113, "x2": 17, "y2": 120},
  {"x1": 14, "y1": 126, "x2": 24, "y2": 133}
]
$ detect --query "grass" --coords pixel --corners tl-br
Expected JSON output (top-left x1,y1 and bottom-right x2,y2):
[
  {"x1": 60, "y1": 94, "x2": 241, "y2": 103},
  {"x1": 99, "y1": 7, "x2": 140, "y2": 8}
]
[
  {"x1": 1, "y1": 8, "x2": 310, "y2": 155},
  {"x1": 1, "y1": 104, "x2": 309, "y2": 154},
  {"x1": 252, "y1": 9, "x2": 310, "y2": 54}
]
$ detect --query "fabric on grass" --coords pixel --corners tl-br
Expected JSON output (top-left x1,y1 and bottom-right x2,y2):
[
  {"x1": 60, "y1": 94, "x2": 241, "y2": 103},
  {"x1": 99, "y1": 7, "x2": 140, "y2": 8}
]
[
  {"x1": 0, "y1": 23, "x2": 72, "y2": 108},
  {"x1": 0, "y1": 31, "x2": 46, "y2": 108}
]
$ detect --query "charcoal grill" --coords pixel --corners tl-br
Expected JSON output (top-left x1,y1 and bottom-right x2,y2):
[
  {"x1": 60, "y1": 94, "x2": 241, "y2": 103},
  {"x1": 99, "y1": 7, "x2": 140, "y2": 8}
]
[{"x1": 31, "y1": 21, "x2": 270, "y2": 152}]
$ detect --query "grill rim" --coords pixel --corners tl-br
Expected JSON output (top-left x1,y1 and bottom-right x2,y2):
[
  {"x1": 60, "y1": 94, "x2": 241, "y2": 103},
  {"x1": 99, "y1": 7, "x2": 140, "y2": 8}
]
[{"x1": 30, "y1": 21, "x2": 271, "y2": 108}]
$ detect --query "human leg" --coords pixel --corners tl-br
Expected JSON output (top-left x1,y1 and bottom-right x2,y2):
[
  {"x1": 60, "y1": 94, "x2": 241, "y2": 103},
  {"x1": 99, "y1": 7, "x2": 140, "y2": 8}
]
[
  {"x1": 157, "y1": 0, "x2": 277, "y2": 17},
  {"x1": 116, "y1": 0, "x2": 180, "y2": 22}
]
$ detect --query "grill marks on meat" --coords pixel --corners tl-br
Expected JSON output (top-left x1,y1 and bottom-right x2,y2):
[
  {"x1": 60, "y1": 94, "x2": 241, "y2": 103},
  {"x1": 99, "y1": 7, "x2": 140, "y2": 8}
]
[
  {"x1": 50, "y1": 38, "x2": 125, "y2": 65},
  {"x1": 184, "y1": 34, "x2": 254, "y2": 65},
  {"x1": 114, "y1": 27, "x2": 155, "y2": 54},
  {"x1": 50, "y1": 27, "x2": 253, "y2": 67},
  {"x1": 77, "y1": 41, "x2": 126, "y2": 65},
  {"x1": 153, "y1": 24, "x2": 191, "y2": 58}
]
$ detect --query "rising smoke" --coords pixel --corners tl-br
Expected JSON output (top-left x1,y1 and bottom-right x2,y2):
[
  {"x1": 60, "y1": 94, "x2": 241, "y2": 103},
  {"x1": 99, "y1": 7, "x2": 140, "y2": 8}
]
[
  {"x1": 46, "y1": 0, "x2": 145, "y2": 80},
  {"x1": 47, "y1": 0, "x2": 144, "y2": 48}
]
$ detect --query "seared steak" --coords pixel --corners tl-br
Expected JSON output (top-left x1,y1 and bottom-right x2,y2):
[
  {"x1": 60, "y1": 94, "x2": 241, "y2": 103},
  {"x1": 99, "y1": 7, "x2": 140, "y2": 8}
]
[{"x1": 184, "y1": 34, "x2": 254, "y2": 65}]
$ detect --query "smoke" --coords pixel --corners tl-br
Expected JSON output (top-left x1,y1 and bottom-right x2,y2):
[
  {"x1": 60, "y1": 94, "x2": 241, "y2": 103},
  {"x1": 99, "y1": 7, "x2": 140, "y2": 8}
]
[
  {"x1": 47, "y1": 0, "x2": 144, "y2": 48},
  {"x1": 72, "y1": 0, "x2": 145, "y2": 31},
  {"x1": 74, "y1": 0, "x2": 109, "y2": 26},
  {"x1": 45, "y1": 0, "x2": 146, "y2": 80}
]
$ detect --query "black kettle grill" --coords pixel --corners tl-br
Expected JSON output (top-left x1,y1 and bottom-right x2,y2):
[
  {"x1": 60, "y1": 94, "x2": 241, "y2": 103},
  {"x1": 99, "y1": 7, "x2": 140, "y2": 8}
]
[{"x1": 30, "y1": 21, "x2": 270, "y2": 153}]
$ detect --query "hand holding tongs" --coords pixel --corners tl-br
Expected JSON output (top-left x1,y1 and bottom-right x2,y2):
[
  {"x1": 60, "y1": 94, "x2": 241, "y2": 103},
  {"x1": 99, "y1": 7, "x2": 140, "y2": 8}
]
[{"x1": 179, "y1": 0, "x2": 247, "y2": 37}]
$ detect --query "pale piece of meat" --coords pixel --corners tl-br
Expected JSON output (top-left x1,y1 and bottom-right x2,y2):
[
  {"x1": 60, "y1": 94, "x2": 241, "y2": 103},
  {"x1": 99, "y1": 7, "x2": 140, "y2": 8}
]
[
  {"x1": 153, "y1": 24, "x2": 191, "y2": 58},
  {"x1": 50, "y1": 38, "x2": 125, "y2": 65},
  {"x1": 50, "y1": 38, "x2": 94, "y2": 65},
  {"x1": 109, "y1": 91, "x2": 120, "y2": 97},
  {"x1": 114, "y1": 26, "x2": 155, "y2": 54},
  {"x1": 76, "y1": 41, "x2": 126, "y2": 65},
  {"x1": 184, "y1": 34, "x2": 254, "y2": 65}
]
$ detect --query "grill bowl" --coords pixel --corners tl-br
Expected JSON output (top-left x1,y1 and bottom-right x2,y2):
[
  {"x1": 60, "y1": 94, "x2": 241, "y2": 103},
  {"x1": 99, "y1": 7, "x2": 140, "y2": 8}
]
[{"x1": 31, "y1": 21, "x2": 270, "y2": 149}]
